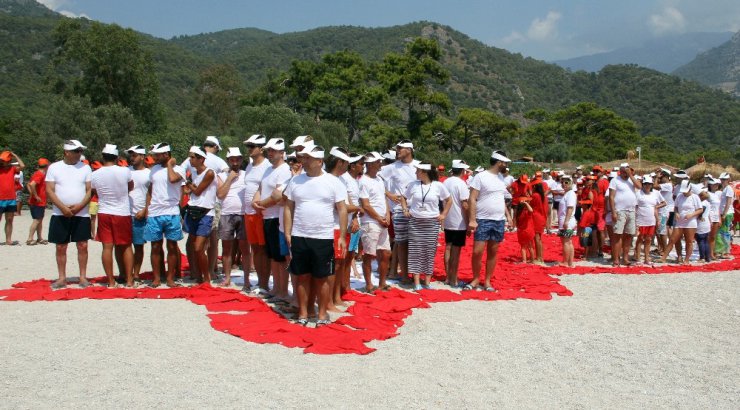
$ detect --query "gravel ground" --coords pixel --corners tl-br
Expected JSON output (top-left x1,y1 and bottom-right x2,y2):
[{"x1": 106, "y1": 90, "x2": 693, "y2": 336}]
[{"x1": 0, "y1": 213, "x2": 738, "y2": 409}]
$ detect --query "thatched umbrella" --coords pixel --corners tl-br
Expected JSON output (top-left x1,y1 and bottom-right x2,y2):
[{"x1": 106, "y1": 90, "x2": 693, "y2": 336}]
[
  {"x1": 595, "y1": 159, "x2": 678, "y2": 175},
  {"x1": 685, "y1": 163, "x2": 740, "y2": 180}
]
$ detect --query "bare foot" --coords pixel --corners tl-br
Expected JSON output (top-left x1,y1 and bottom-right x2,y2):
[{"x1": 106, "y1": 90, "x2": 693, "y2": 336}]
[
  {"x1": 150, "y1": 281, "x2": 161, "y2": 288},
  {"x1": 327, "y1": 304, "x2": 343, "y2": 313},
  {"x1": 51, "y1": 279, "x2": 67, "y2": 289}
]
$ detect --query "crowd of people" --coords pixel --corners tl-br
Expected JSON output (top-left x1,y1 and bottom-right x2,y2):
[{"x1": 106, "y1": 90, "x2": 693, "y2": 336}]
[{"x1": 0, "y1": 136, "x2": 738, "y2": 326}]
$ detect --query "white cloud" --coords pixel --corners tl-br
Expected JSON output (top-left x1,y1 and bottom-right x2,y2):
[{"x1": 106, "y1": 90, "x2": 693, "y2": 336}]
[
  {"x1": 527, "y1": 11, "x2": 562, "y2": 41},
  {"x1": 648, "y1": 6, "x2": 686, "y2": 35},
  {"x1": 59, "y1": 10, "x2": 89, "y2": 19},
  {"x1": 36, "y1": 0, "x2": 68, "y2": 11},
  {"x1": 501, "y1": 31, "x2": 526, "y2": 45}
]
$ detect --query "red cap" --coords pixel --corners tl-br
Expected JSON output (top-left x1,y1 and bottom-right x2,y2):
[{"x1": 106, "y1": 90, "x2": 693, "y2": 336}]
[
  {"x1": 117, "y1": 159, "x2": 129, "y2": 167},
  {"x1": 534, "y1": 171, "x2": 543, "y2": 178},
  {"x1": 144, "y1": 155, "x2": 155, "y2": 166},
  {"x1": 0, "y1": 151, "x2": 11, "y2": 163},
  {"x1": 38, "y1": 158, "x2": 50, "y2": 167},
  {"x1": 437, "y1": 164, "x2": 445, "y2": 171},
  {"x1": 579, "y1": 199, "x2": 592, "y2": 205},
  {"x1": 519, "y1": 174, "x2": 529, "y2": 183},
  {"x1": 82, "y1": 159, "x2": 90, "y2": 166},
  {"x1": 91, "y1": 161, "x2": 102, "y2": 170},
  {"x1": 518, "y1": 196, "x2": 531, "y2": 203}
]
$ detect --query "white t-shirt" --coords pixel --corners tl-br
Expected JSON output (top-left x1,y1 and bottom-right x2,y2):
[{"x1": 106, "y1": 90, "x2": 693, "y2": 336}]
[
  {"x1": 148, "y1": 164, "x2": 186, "y2": 217},
  {"x1": 719, "y1": 185, "x2": 735, "y2": 215},
  {"x1": 708, "y1": 190, "x2": 721, "y2": 222},
  {"x1": 443, "y1": 176, "x2": 470, "y2": 230},
  {"x1": 340, "y1": 172, "x2": 360, "y2": 208},
  {"x1": 609, "y1": 176, "x2": 638, "y2": 211},
  {"x1": 284, "y1": 172, "x2": 347, "y2": 240},
  {"x1": 188, "y1": 167, "x2": 218, "y2": 216},
  {"x1": 403, "y1": 180, "x2": 449, "y2": 219},
  {"x1": 45, "y1": 161, "x2": 92, "y2": 217},
  {"x1": 242, "y1": 159, "x2": 271, "y2": 215},
  {"x1": 359, "y1": 174, "x2": 388, "y2": 226},
  {"x1": 380, "y1": 160, "x2": 417, "y2": 212},
  {"x1": 659, "y1": 182, "x2": 675, "y2": 216},
  {"x1": 697, "y1": 199, "x2": 711, "y2": 235},
  {"x1": 469, "y1": 171, "x2": 507, "y2": 221},
  {"x1": 129, "y1": 168, "x2": 151, "y2": 215},
  {"x1": 558, "y1": 190, "x2": 577, "y2": 230},
  {"x1": 217, "y1": 170, "x2": 246, "y2": 215},
  {"x1": 502, "y1": 175, "x2": 515, "y2": 199},
  {"x1": 91, "y1": 165, "x2": 133, "y2": 216},
  {"x1": 548, "y1": 179, "x2": 564, "y2": 201},
  {"x1": 181, "y1": 152, "x2": 228, "y2": 175},
  {"x1": 259, "y1": 162, "x2": 292, "y2": 219},
  {"x1": 674, "y1": 193, "x2": 702, "y2": 229},
  {"x1": 635, "y1": 189, "x2": 662, "y2": 227}
]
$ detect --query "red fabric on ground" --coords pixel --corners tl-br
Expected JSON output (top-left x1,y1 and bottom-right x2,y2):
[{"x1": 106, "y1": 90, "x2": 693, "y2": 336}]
[{"x1": 0, "y1": 234, "x2": 737, "y2": 355}]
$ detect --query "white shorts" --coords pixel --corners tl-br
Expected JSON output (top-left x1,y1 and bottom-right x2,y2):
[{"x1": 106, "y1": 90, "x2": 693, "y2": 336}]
[{"x1": 361, "y1": 223, "x2": 390, "y2": 256}]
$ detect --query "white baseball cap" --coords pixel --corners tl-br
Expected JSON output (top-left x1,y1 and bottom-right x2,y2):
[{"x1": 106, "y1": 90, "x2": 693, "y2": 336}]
[
  {"x1": 642, "y1": 175, "x2": 653, "y2": 184},
  {"x1": 451, "y1": 159, "x2": 469, "y2": 169},
  {"x1": 63, "y1": 139, "x2": 86, "y2": 151},
  {"x1": 414, "y1": 162, "x2": 432, "y2": 171},
  {"x1": 382, "y1": 150, "x2": 396, "y2": 160},
  {"x1": 719, "y1": 172, "x2": 731, "y2": 179},
  {"x1": 619, "y1": 162, "x2": 629, "y2": 168},
  {"x1": 674, "y1": 170, "x2": 689, "y2": 179},
  {"x1": 364, "y1": 152, "x2": 384, "y2": 163},
  {"x1": 189, "y1": 146, "x2": 207, "y2": 158},
  {"x1": 491, "y1": 150, "x2": 511, "y2": 162},
  {"x1": 396, "y1": 140, "x2": 414, "y2": 149},
  {"x1": 150, "y1": 143, "x2": 171, "y2": 153},
  {"x1": 243, "y1": 134, "x2": 266, "y2": 145},
  {"x1": 290, "y1": 135, "x2": 313, "y2": 148},
  {"x1": 101, "y1": 144, "x2": 119, "y2": 156},
  {"x1": 264, "y1": 138, "x2": 286, "y2": 151},
  {"x1": 204, "y1": 136, "x2": 221, "y2": 150},
  {"x1": 298, "y1": 145, "x2": 325, "y2": 159},
  {"x1": 679, "y1": 180, "x2": 691, "y2": 193},
  {"x1": 126, "y1": 145, "x2": 146, "y2": 155},
  {"x1": 475, "y1": 166, "x2": 484, "y2": 173},
  {"x1": 225, "y1": 147, "x2": 242, "y2": 158},
  {"x1": 329, "y1": 146, "x2": 352, "y2": 162}
]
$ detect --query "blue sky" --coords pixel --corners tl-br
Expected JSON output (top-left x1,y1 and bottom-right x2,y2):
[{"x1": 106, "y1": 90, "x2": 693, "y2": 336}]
[{"x1": 37, "y1": 0, "x2": 740, "y2": 61}]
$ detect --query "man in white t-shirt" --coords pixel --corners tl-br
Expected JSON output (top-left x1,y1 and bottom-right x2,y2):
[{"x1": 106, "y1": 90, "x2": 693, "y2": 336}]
[
  {"x1": 467, "y1": 150, "x2": 513, "y2": 291},
  {"x1": 359, "y1": 152, "x2": 391, "y2": 292},
  {"x1": 252, "y1": 138, "x2": 292, "y2": 300},
  {"x1": 380, "y1": 140, "x2": 417, "y2": 281},
  {"x1": 91, "y1": 144, "x2": 134, "y2": 287},
  {"x1": 126, "y1": 145, "x2": 150, "y2": 283},
  {"x1": 242, "y1": 134, "x2": 271, "y2": 294},
  {"x1": 144, "y1": 143, "x2": 186, "y2": 287},
  {"x1": 656, "y1": 169, "x2": 674, "y2": 254},
  {"x1": 183, "y1": 146, "x2": 218, "y2": 285},
  {"x1": 442, "y1": 159, "x2": 470, "y2": 287},
  {"x1": 608, "y1": 162, "x2": 642, "y2": 266},
  {"x1": 215, "y1": 147, "x2": 249, "y2": 287},
  {"x1": 716, "y1": 172, "x2": 735, "y2": 258},
  {"x1": 45, "y1": 139, "x2": 92, "y2": 289},
  {"x1": 284, "y1": 145, "x2": 348, "y2": 326}
]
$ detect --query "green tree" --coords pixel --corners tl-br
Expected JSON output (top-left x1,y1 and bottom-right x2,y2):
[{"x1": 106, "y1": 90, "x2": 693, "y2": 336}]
[{"x1": 193, "y1": 64, "x2": 245, "y2": 133}]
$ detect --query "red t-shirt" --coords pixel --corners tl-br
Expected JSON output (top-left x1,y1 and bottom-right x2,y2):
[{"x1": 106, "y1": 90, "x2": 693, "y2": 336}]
[
  {"x1": 578, "y1": 209, "x2": 597, "y2": 229},
  {"x1": 27, "y1": 170, "x2": 47, "y2": 206},
  {"x1": 0, "y1": 166, "x2": 19, "y2": 200}
]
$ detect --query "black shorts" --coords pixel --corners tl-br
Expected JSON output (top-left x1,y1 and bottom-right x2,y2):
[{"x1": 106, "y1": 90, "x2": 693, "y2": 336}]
[
  {"x1": 552, "y1": 200, "x2": 560, "y2": 210},
  {"x1": 444, "y1": 229, "x2": 466, "y2": 247},
  {"x1": 48, "y1": 215, "x2": 91, "y2": 244},
  {"x1": 263, "y1": 218, "x2": 286, "y2": 262},
  {"x1": 667, "y1": 211, "x2": 675, "y2": 227},
  {"x1": 30, "y1": 205, "x2": 45, "y2": 220},
  {"x1": 289, "y1": 236, "x2": 334, "y2": 278}
]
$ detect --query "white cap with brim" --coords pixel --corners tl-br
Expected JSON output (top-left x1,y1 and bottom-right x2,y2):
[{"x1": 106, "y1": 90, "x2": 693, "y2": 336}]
[
  {"x1": 382, "y1": 150, "x2": 396, "y2": 160},
  {"x1": 703, "y1": 173, "x2": 713, "y2": 179},
  {"x1": 150, "y1": 143, "x2": 171, "y2": 153},
  {"x1": 719, "y1": 172, "x2": 731, "y2": 179},
  {"x1": 452, "y1": 159, "x2": 469, "y2": 169},
  {"x1": 126, "y1": 145, "x2": 146, "y2": 155},
  {"x1": 329, "y1": 147, "x2": 352, "y2": 162},
  {"x1": 620, "y1": 162, "x2": 629, "y2": 168},
  {"x1": 690, "y1": 183, "x2": 703, "y2": 195},
  {"x1": 679, "y1": 180, "x2": 691, "y2": 193},
  {"x1": 298, "y1": 146, "x2": 324, "y2": 159},
  {"x1": 609, "y1": 171, "x2": 618, "y2": 178},
  {"x1": 63, "y1": 139, "x2": 86, "y2": 151},
  {"x1": 364, "y1": 152, "x2": 384, "y2": 163},
  {"x1": 287, "y1": 152, "x2": 297, "y2": 159},
  {"x1": 244, "y1": 134, "x2": 266, "y2": 145},
  {"x1": 204, "y1": 136, "x2": 221, "y2": 150},
  {"x1": 396, "y1": 140, "x2": 414, "y2": 149},
  {"x1": 660, "y1": 168, "x2": 672, "y2": 176},
  {"x1": 709, "y1": 178, "x2": 721, "y2": 185},
  {"x1": 226, "y1": 147, "x2": 242, "y2": 158},
  {"x1": 491, "y1": 151, "x2": 511, "y2": 162},
  {"x1": 642, "y1": 175, "x2": 653, "y2": 184},
  {"x1": 542, "y1": 168, "x2": 550, "y2": 173},
  {"x1": 189, "y1": 146, "x2": 207, "y2": 158},
  {"x1": 290, "y1": 135, "x2": 312, "y2": 148},
  {"x1": 674, "y1": 170, "x2": 689, "y2": 179},
  {"x1": 475, "y1": 166, "x2": 484, "y2": 173},
  {"x1": 414, "y1": 163, "x2": 432, "y2": 171},
  {"x1": 264, "y1": 138, "x2": 285, "y2": 151},
  {"x1": 102, "y1": 144, "x2": 118, "y2": 156}
]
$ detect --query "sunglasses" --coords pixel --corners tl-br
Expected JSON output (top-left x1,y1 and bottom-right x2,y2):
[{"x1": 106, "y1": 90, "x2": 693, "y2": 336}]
[{"x1": 72, "y1": 149, "x2": 84, "y2": 153}]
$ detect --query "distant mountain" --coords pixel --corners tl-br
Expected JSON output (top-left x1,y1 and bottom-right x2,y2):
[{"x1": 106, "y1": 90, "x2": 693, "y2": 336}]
[
  {"x1": 554, "y1": 32, "x2": 733, "y2": 73},
  {"x1": 0, "y1": 0, "x2": 56, "y2": 17},
  {"x1": 673, "y1": 31, "x2": 740, "y2": 97}
]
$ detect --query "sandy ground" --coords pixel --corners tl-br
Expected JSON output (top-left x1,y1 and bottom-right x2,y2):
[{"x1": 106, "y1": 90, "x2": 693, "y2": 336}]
[{"x1": 0, "y1": 213, "x2": 738, "y2": 409}]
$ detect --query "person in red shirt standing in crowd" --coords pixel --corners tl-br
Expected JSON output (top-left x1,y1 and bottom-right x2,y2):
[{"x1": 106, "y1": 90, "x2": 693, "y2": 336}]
[
  {"x1": 437, "y1": 164, "x2": 447, "y2": 183},
  {"x1": 509, "y1": 174, "x2": 530, "y2": 230},
  {"x1": 0, "y1": 151, "x2": 26, "y2": 245},
  {"x1": 515, "y1": 196, "x2": 535, "y2": 263},
  {"x1": 529, "y1": 180, "x2": 548, "y2": 265},
  {"x1": 578, "y1": 200, "x2": 597, "y2": 258},
  {"x1": 26, "y1": 158, "x2": 50, "y2": 245},
  {"x1": 591, "y1": 168, "x2": 608, "y2": 258}
]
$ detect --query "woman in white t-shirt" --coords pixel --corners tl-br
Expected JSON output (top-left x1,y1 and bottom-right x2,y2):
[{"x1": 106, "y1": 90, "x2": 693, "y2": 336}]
[
  {"x1": 695, "y1": 190, "x2": 712, "y2": 263},
  {"x1": 660, "y1": 180, "x2": 703, "y2": 265},
  {"x1": 634, "y1": 176, "x2": 665, "y2": 265},
  {"x1": 557, "y1": 176, "x2": 576, "y2": 267},
  {"x1": 706, "y1": 178, "x2": 722, "y2": 259},
  {"x1": 401, "y1": 162, "x2": 451, "y2": 291}
]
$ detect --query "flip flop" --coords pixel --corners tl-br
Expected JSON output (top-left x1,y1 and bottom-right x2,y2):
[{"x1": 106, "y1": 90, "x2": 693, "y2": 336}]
[
  {"x1": 38, "y1": 239, "x2": 49, "y2": 245},
  {"x1": 26, "y1": 240, "x2": 37, "y2": 246},
  {"x1": 484, "y1": 286, "x2": 496, "y2": 292},
  {"x1": 78, "y1": 282, "x2": 91, "y2": 289},
  {"x1": 6, "y1": 241, "x2": 19, "y2": 246},
  {"x1": 51, "y1": 281, "x2": 67, "y2": 289},
  {"x1": 315, "y1": 319, "x2": 331, "y2": 327},
  {"x1": 294, "y1": 318, "x2": 309, "y2": 326}
]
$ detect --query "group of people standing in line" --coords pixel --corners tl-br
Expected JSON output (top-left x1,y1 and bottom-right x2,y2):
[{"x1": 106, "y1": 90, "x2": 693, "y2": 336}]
[{"x1": 0, "y1": 135, "x2": 737, "y2": 326}]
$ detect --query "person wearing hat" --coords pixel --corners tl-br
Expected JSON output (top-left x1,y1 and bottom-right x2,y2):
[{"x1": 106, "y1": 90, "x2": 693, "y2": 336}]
[
  {"x1": 242, "y1": 134, "x2": 271, "y2": 294},
  {"x1": 45, "y1": 139, "x2": 93, "y2": 289},
  {"x1": 695, "y1": 189, "x2": 712, "y2": 263},
  {"x1": 659, "y1": 180, "x2": 702, "y2": 264},
  {"x1": 359, "y1": 151, "x2": 392, "y2": 292},
  {"x1": 335, "y1": 150, "x2": 365, "y2": 300},
  {"x1": 90, "y1": 144, "x2": 134, "y2": 287},
  {"x1": 380, "y1": 139, "x2": 417, "y2": 281},
  {"x1": 284, "y1": 145, "x2": 348, "y2": 326},
  {"x1": 183, "y1": 146, "x2": 218, "y2": 285},
  {"x1": 0, "y1": 150, "x2": 25, "y2": 246},
  {"x1": 25, "y1": 158, "x2": 50, "y2": 246},
  {"x1": 442, "y1": 159, "x2": 470, "y2": 286},
  {"x1": 144, "y1": 142, "x2": 186, "y2": 287},
  {"x1": 656, "y1": 169, "x2": 675, "y2": 255},
  {"x1": 437, "y1": 164, "x2": 447, "y2": 183},
  {"x1": 706, "y1": 178, "x2": 722, "y2": 259},
  {"x1": 12, "y1": 160, "x2": 24, "y2": 216},
  {"x1": 252, "y1": 137, "x2": 293, "y2": 300},
  {"x1": 215, "y1": 147, "x2": 249, "y2": 287},
  {"x1": 126, "y1": 145, "x2": 150, "y2": 283},
  {"x1": 715, "y1": 172, "x2": 735, "y2": 258},
  {"x1": 547, "y1": 171, "x2": 565, "y2": 234},
  {"x1": 466, "y1": 150, "x2": 513, "y2": 291},
  {"x1": 400, "y1": 162, "x2": 451, "y2": 291},
  {"x1": 529, "y1": 179, "x2": 548, "y2": 264},
  {"x1": 515, "y1": 196, "x2": 535, "y2": 263},
  {"x1": 557, "y1": 175, "x2": 577, "y2": 267},
  {"x1": 634, "y1": 176, "x2": 665, "y2": 266},
  {"x1": 577, "y1": 199, "x2": 597, "y2": 256},
  {"x1": 608, "y1": 162, "x2": 642, "y2": 267}
]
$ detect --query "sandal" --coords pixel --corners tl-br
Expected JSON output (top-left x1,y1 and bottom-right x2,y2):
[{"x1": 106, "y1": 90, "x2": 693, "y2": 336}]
[
  {"x1": 315, "y1": 319, "x2": 331, "y2": 327},
  {"x1": 6, "y1": 241, "x2": 19, "y2": 246},
  {"x1": 484, "y1": 286, "x2": 496, "y2": 292},
  {"x1": 294, "y1": 318, "x2": 309, "y2": 326},
  {"x1": 26, "y1": 240, "x2": 37, "y2": 246}
]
